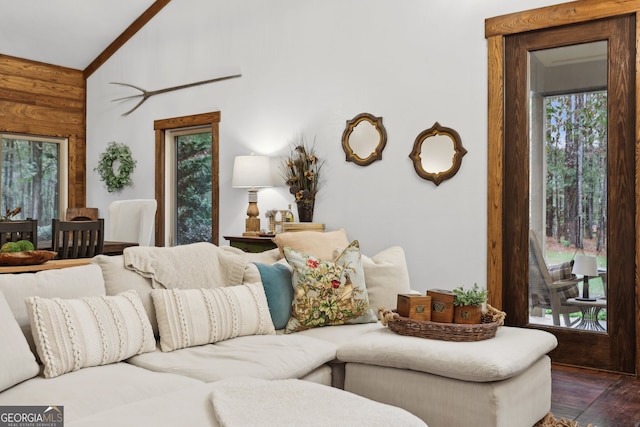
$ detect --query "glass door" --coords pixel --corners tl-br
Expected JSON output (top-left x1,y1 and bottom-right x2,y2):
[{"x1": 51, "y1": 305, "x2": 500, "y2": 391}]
[
  {"x1": 528, "y1": 42, "x2": 608, "y2": 331},
  {"x1": 503, "y1": 16, "x2": 635, "y2": 373}
]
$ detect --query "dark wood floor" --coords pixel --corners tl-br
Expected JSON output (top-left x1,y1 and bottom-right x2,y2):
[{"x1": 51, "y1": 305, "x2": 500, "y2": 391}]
[{"x1": 550, "y1": 364, "x2": 640, "y2": 426}]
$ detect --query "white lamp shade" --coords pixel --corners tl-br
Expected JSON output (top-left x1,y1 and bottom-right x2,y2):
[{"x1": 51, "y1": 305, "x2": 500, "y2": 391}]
[
  {"x1": 232, "y1": 155, "x2": 273, "y2": 188},
  {"x1": 572, "y1": 254, "x2": 598, "y2": 276}
]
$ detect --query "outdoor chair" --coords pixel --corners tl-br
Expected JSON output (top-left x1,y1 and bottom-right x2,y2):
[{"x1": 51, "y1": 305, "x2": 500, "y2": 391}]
[
  {"x1": 52, "y1": 218, "x2": 104, "y2": 259},
  {"x1": 529, "y1": 229, "x2": 582, "y2": 327}
]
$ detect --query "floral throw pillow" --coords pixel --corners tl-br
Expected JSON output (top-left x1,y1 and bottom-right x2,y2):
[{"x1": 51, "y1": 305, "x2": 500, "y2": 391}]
[{"x1": 283, "y1": 240, "x2": 377, "y2": 333}]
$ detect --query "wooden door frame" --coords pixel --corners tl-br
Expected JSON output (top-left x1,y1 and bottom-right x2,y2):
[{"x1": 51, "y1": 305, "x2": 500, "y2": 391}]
[
  {"x1": 153, "y1": 111, "x2": 220, "y2": 247},
  {"x1": 486, "y1": 1, "x2": 640, "y2": 374}
]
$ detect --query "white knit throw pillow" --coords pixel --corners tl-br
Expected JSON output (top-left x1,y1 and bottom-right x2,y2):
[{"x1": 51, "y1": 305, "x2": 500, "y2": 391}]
[
  {"x1": 26, "y1": 290, "x2": 155, "y2": 378},
  {"x1": 151, "y1": 283, "x2": 275, "y2": 352}
]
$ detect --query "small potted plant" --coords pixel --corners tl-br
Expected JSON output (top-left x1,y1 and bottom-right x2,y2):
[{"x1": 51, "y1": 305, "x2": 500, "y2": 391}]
[{"x1": 452, "y1": 283, "x2": 488, "y2": 324}]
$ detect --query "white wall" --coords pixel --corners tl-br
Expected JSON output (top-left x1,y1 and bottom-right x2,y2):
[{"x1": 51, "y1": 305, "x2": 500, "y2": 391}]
[{"x1": 86, "y1": 0, "x2": 562, "y2": 293}]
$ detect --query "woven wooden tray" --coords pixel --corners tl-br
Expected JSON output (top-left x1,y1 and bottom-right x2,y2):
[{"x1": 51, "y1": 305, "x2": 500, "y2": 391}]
[
  {"x1": 0, "y1": 250, "x2": 57, "y2": 266},
  {"x1": 380, "y1": 306, "x2": 505, "y2": 342}
]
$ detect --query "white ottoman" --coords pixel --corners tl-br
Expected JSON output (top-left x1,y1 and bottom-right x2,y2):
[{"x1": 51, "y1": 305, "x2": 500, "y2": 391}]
[
  {"x1": 337, "y1": 326, "x2": 557, "y2": 427},
  {"x1": 208, "y1": 377, "x2": 428, "y2": 426}
]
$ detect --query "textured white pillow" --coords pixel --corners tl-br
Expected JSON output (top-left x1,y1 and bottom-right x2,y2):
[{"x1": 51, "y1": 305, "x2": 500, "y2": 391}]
[
  {"x1": 0, "y1": 264, "x2": 105, "y2": 355},
  {"x1": 361, "y1": 246, "x2": 412, "y2": 311},
  {"x1": 0, "y1": 290, "x2": 39, "y2": 391},
  {"x1": 26, "y1": 290, "x2": 155, "y2": 378},
  {"x1": 151, "y1": 283, "x2": 275, "y2": 352}
]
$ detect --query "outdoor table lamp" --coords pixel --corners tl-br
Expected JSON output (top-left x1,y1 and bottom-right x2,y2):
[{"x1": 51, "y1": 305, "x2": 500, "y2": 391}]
[
  {"x1": 232, "y1": 154, "x2": 273, "y2": 236},
  {"x1": 572, "y1": 254, "x2": 598, "y2": 301}
]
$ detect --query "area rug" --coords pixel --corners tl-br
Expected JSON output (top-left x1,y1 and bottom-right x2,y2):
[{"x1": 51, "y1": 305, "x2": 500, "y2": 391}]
[{"x1": 534, "y1": 413, "x2": 593, "y2": 427}]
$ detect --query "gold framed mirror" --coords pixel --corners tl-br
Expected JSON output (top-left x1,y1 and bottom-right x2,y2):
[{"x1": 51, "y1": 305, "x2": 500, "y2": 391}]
[
  {"x1": 409, "y1": 122, "x2": 467, "y2": 186},
  {"x1": 341, "y1": 113, "x2": 387, "y2": 166}
]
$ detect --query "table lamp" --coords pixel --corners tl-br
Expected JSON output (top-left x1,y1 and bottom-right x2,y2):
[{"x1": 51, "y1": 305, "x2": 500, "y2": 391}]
[
  {"x1": 572, "y1": 254, "x2": 598, "y2": 301},
  {"x1": 232, "y1": 155, "x2": 273, "y2": 236}
]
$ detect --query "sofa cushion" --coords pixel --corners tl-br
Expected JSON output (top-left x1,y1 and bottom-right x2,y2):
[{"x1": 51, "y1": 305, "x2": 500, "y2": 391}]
[
  {"x1": 254, "y1": 261, "x2": 294, "y2": 329},
  {"x1": 26, "y1": 290, "x2": 156, "y2": 378},
  {"x1": 337, "y1": 326, "x2": 558, "y2": 382},
  {"x1": 0, "y1": 290, "x2": 39, "y2": 392},
  {"x1": 65, "y1": 381, "x2": 222, "y2": 427},
  {"x1": 93, "y1": 254, "x2": 157, "y2": 325},
  {"x1": 0, "y1": 363, "x2": 202, "y2": 424},
  {"x1": 0, "y1": 264, "x2": 105, "y2": 354},
  {"x1": 274, "y1": 229, "x2": 349, "y2": 261},
  {"x1": 294, "y1": 322, "x2": 384, "y2": 347},
  {"x1": 128, "y1": 334, "x2": 337, "y2": 382},
  {"x1": 283, "y1": 240, "x2": 377, "y2": 333},
  {"x1": 361, "y1": 246, "x2": 412, "y2": 311},
  {"x1": 209, "y1": 377, "x2": 427, "y2": 427},
  {"x1": 151, "y1": 283, "x2": 275, "y2": 352}
]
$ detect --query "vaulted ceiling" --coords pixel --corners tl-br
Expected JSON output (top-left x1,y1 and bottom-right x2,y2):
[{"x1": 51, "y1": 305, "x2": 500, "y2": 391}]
[{"x1": 0, "y1": 0, "x2": 162, "y2": 71}]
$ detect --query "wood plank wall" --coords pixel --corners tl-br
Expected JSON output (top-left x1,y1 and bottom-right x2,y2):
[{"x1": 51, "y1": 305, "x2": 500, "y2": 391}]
[{"x1": 0, "y1": 54, "x2": 86, "y2": 207}]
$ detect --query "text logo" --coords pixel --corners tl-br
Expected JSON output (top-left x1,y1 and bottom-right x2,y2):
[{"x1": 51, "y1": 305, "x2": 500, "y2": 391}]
[{"x1": 0, "y1": 406, "x2": 63, "y2": 427}]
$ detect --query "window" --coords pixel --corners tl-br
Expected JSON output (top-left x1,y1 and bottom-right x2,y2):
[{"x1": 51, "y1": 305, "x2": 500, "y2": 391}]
[
  {"x1": 0, "y1": 133, "x2": 68, "y2": 241},
  {"x1": 166, "y1": 127, "x2": 212, "y2": 246},
  {"x1": 154, "y1": 112, "x2": 220, "y2": 247}
]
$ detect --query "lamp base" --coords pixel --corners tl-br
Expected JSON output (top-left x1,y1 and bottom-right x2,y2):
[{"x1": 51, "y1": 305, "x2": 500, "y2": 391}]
[{"x1": 243, "y1": 217, "x2": 261, "y2": 236}]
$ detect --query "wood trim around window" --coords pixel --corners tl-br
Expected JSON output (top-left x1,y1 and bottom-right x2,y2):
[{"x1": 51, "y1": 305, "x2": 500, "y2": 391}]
[
  {"x1": 486, "y1": 34, "x2": 504, "y2": 310},
  {"x1": 485, "y1": 0, "x2": 640, "y2": 38},
  {"x1": 154, "y1": 111, "x2": 220, "y2": 247}
]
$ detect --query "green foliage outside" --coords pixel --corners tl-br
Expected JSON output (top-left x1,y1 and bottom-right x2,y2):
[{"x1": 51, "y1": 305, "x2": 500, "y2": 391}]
[
  {"x1": 544, "y1": 91, "x2": 607, "y2": 255},
  {"x1": 1, "y1": 137, "x2": 59, "y2": 240},
  {"x1": 175, "y1": 132, "x2": 212, "y2": 245}
]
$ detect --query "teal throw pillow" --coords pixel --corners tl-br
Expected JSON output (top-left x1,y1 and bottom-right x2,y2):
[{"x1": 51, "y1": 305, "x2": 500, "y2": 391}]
[{"x1": 254, "y1": 262, "x2": 294, "y2": 330}]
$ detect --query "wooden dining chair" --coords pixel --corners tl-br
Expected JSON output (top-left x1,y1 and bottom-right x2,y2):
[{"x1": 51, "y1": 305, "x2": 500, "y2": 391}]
[
  {"x1": 51, "y1": 218, "x2": 104, "y2": 259},
  {"x1": 0, "y1": 219, "x2": 38, "y2": 247},
  {"x1": 65, "y1": 207, "x2": 99, "y2": 221}
]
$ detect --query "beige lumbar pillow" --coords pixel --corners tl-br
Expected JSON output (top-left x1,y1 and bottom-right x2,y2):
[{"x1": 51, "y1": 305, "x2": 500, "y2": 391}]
[
  {"x1": 26, "y1": 290, "x2": 155, "y2": 378},
  {"x1": 274, "y1": 229, "x2": 349, "y2": 261},
  {"x1": 151, "y1": 282, "x2": 275, "y2": 352}
]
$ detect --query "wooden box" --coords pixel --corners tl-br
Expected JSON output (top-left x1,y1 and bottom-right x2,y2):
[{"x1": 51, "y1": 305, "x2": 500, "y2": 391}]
[
  {"x1": 427, "y1": 289, "x2": 455, "y2": 323},
  {"x1": 396, "y1": 294, "x2": 432, "y2": 321}
]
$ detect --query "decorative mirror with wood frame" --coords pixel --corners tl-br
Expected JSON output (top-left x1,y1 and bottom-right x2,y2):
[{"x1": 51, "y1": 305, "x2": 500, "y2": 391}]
[
  {"x1": 341, "y1": 113, "x2": 387, "y2": 166},
  {"x1": 409, "y1": 122, "x2": 467, "y2": 186}
]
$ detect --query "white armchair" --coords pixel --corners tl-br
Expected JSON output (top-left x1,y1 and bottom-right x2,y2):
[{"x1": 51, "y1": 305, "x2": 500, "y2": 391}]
[{"x1": 108, "y1": 199, "x2": 157, "y2": 246}]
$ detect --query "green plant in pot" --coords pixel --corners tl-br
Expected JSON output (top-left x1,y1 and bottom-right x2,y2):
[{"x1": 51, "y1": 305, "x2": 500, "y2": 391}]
[{"x1": 452, "y1": 283, "x2": 488, "y2": 324}]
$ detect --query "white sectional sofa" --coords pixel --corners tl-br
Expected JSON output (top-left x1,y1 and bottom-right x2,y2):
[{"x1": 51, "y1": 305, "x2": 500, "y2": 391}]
[{"x1": 0, "y1": 235, "x2": 557, "y2": 427}]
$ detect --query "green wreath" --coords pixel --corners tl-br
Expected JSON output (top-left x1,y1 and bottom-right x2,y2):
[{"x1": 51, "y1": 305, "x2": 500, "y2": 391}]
[{"x1": 94, "y1": 142, "x2": 137, "y2": 193}]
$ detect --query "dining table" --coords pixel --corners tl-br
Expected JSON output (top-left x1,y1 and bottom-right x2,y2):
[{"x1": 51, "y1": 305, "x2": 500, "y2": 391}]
[
  {"x1": 0, "y1": 240, "x2": 140, "y2": 274},
  {"x1": 37, "y1": 240, "x2": 139, "y2": 255}
]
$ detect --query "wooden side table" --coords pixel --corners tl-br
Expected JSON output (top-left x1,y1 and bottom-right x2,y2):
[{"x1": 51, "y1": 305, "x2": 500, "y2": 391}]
[{"x1": 223, "y1": 235, "x2": 277, "y2": 253}]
